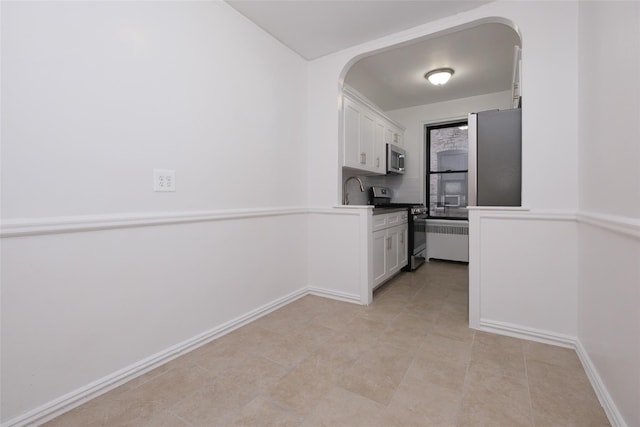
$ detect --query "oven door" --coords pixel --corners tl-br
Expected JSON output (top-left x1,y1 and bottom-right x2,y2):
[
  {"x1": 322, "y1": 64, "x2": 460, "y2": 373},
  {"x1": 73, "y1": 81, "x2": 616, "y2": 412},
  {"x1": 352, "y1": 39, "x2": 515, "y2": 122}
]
[
  {"x1": 413, "y1": 214, "x2": 427, "y2": 256},
  {"x1": 403, "y1": 213, "x2": 426, "y2": 270}
]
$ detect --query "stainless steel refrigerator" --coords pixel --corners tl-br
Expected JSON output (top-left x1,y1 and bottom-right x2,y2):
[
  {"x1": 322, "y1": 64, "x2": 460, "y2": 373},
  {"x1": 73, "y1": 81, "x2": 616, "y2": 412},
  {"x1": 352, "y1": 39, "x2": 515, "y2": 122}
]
[{"x1": 468, "y1": 108, "x2": 522, "y2": 206}]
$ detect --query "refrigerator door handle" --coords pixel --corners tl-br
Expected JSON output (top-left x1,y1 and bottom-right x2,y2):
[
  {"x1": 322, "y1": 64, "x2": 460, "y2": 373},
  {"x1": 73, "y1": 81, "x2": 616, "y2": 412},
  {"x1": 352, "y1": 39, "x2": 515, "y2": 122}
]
[{"x1": 468, "y1": 113, "x2": 478, "y2": 207}]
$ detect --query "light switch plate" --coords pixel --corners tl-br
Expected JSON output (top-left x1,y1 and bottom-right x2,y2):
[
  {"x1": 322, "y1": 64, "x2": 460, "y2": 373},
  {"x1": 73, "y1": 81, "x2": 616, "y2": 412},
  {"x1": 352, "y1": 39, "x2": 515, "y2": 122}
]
[{"x1": 153, "y1": 169, "x2": 175, "y2": 192}]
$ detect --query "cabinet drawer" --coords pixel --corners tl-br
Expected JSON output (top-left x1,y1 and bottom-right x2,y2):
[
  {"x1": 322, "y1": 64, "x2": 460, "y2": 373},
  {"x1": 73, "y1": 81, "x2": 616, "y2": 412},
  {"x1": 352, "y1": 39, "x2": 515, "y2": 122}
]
[
  {"x1": 372, "y1": 215, "x2": 389, "y2": 231},
  {"x1": 372, "y1": 210, "x2": 408, "y2": 231}
]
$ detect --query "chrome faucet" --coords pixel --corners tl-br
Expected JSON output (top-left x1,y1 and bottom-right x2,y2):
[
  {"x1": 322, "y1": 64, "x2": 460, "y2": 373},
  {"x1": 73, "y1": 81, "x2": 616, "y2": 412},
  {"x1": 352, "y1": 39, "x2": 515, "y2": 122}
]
[{"x1": 343, "y1": 176, "x2": 365, "y2": 205}]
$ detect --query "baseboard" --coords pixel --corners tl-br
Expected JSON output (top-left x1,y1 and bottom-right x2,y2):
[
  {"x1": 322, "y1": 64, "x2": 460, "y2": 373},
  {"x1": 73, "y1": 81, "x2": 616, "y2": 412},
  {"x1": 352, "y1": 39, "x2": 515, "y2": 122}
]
[
  {"x1": 575, "y1": 341, "x2": 628, "y2": 427},
  {"x1": 478, "y1": 319, "x2": 626, "y2": 427},
  {"x1": 307, "y1": 286, "x2": 361, "y2": 304},
  {"x1": 3, "y1": 287, "x2": 309, "y2": 427},
  {"x1": 477, "y1": 318, "x2": 576, "y2": 348}
]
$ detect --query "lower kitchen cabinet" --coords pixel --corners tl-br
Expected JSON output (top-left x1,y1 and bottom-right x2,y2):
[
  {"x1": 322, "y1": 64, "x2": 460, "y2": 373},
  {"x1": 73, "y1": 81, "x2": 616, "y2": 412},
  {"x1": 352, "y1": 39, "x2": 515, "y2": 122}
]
[{"x1": 372, "y1": 211, "x2": 408, "y2": 289}]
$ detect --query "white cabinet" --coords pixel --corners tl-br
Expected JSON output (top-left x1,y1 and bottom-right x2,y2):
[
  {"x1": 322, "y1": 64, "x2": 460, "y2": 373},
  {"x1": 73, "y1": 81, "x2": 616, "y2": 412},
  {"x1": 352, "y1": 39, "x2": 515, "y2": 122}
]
[
  {"x1": 343, "y1": 96, "x2": 384, "y2": 174},
  {"x1": 384, "y1": 124, "x2": 403, "y2": 147},
  {"x1": 371, "y1": 210, "x2": 409, "y2": 289},
  {"x1": 342, "y1": 89, "x2": 404, "y2": 174}
]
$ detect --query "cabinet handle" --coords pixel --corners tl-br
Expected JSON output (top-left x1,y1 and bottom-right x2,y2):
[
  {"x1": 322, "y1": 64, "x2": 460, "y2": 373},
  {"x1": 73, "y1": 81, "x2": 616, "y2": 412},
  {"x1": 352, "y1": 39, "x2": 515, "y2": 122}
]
[
  {"x1": 376, "y1": 157, "x2": 380, "y2": 167},
  {"x1": 387, "y1": 237, "x2": 392, "y2": 250},
  {"x1": 400, "y1": 233, "x2": 404, "y2": 244},
  {"x1": 360, "y1": 152, "x2": 366, "y2": 164}
]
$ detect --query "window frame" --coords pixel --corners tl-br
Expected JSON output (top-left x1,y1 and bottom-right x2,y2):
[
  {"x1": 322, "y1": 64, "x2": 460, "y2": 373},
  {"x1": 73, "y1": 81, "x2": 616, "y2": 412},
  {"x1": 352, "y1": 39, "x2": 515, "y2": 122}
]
[{"x1": 425, "y1": 120, "x2": 469, "y2": 220}]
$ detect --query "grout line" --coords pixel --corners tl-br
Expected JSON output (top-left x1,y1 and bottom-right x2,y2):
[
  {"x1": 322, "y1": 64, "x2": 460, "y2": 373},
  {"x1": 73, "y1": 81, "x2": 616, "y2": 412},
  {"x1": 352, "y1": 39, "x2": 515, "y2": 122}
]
[
  {"x1": 452, "y1": 329, "x2": 475, "y2": 427},
  {"x1": 523, "y1": 347, "x2": 536, "y2": 427}
]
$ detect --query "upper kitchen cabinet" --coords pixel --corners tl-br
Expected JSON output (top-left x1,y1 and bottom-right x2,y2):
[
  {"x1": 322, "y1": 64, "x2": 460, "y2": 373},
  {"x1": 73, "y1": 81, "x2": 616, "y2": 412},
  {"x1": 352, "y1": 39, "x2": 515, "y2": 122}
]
[
  {"x1": 343, "y1": 87, "x2": 405, "y2": 175},
  {"x1": 385, "y1": 124, "x2": 403, "y2": 146},
  {"x1": 343, "y1": 95, "x2": 381, "y2": 173}
]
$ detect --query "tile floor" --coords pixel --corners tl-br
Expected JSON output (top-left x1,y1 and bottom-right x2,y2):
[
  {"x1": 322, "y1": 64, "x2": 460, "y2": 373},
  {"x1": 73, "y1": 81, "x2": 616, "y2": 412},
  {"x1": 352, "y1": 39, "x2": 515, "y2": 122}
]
[{"x1": 44, "y1": 261, "x2": 609, "y2": 426}]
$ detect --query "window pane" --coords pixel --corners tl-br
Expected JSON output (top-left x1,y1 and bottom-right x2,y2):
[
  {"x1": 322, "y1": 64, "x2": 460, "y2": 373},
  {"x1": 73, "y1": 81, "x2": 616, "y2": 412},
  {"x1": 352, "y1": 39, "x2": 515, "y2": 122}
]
[
  {"x1": 428, "y1": 172, "x2": 469, "y2": 219},
  {"x1": 429, "y1": 126, "x2": 468, "y2": 172}
]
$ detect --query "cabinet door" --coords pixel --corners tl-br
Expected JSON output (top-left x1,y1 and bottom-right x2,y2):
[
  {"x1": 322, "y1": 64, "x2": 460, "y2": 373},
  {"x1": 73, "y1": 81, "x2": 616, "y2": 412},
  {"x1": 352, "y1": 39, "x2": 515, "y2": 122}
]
[
  {"x1": 384, "y1": 127, "x2": 393, "y2": 145},
  {"x1": 394, "y1": 129, "x2": 404, "y2": 146},
  {"x1": 372, "y1": 229, "x2": 387, "y2": 286},
  {"x1": 343, "y1": 97, "x2": 361, "y2": 168},
  {"x1": 360, "y1": 110, "x2": 376, "y2": 169},
  {"x1": 385, "y1": 227, "x2": 400, "y2": 274},
  {"x1": 374, "y1": 120, "x2": 385, "y2": 173},
  {"x1": 398, "y1": 224, "x2": 408, "y2": 267}
]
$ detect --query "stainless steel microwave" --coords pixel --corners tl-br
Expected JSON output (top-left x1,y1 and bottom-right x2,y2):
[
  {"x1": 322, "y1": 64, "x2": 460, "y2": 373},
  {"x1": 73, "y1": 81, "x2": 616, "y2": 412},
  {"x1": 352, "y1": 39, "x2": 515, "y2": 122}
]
[{"x1": 387, "y1": 143, "x2": 406, "y2": 174}]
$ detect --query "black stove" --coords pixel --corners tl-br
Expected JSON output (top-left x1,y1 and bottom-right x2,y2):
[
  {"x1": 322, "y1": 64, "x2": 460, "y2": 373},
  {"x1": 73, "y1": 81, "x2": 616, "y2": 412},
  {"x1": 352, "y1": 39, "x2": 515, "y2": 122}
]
[
  {"x1": 370, "y1": 187, "x2": 426, "y2": 214},
  {"x1": 374, "y1": 203, "x2": 427, "y2": 215}
]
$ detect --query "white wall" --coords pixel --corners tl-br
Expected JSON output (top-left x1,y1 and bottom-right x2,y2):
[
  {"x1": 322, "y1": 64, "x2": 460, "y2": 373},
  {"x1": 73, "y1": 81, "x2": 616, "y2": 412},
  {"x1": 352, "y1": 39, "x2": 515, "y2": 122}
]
[
  {"x1": 1, "y1": 1, "x2": 308, "y2": 217},
  {"x1": 1, "y1": 1, "x2": 309, "y2": 424},
  {"x1": 577, "y1": 2, "x2": 640, "y2": 426},
  {"x1": 385, "y1": 90, "x2": 512, "y2": 203}
]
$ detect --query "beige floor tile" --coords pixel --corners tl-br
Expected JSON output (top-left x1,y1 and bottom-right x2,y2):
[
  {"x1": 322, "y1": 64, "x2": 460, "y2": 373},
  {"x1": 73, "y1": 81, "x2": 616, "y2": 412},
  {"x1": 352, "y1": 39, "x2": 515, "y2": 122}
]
[
  {"x1": 225, "y1": 396, "x2": 302, "y2": 427},
  {"x1": 230, "y1": 325, "x2": 319, "y2": 368},
  {"x1": 141, "y1": 410, "x2": 191, "y2": 427},
  {"x1": 431, "y1": 313, "x2": 475, "y2": 343},
  {"x1": 258, "y1": 306, "x2": 315, "y2": 335},
  {"x1": 377, "y1": 312, "x2": 432, "y2": 351},
  {"x1": 470, "y1": 331, "x2": 526, "y2": 378},
  {"x1": 378, "y1": 374, "x2": 460, "y2": 427},
  {"x1": 343, "y1": 316, "x2": 387, "y2": 339},
  {"x1": 405, "y1": 357, "x2": 468, "y2": 393},
  {"x1": 339, "y1": 342, "x2": 415, "y2": 405},
  {"x1": 310, "y1": 305, "x2": 361, "y2": 332},
  {"x1": 266, "y1": 357, "x2": 338, "y2": 414},
  {"x1": 524, "y1": 341, "x2": 583, "y2": 370},
  {"x1": 300, "y1": 386, "x2": 384, "y2": 426},
  {"x1": 101, "y1": 396, "x2": 165, "y2": 427},
  {"x1": 527, "y1": 359, "x2": 609, "y2": 426},
  {"x1": 117, "y1": 365, "x2": 215, "y2": 407},
  {"x1": 415, "y1": 333, "x2": 473, "y2": 367},
  {"x1": 171, "y1": 356, "x2": 286, "y2": 425},
  {"x1": 186, "y1": 331, "x2": 257, "y2": 377},
  {"x1": 319, "y1": 330, "x2": 376, "y2": 362},
  {"x1": 457, "y1": 365, "x2": 533, "y2": 427},
  {"x1": 359, "y1": 299, "x2": 406, "y2": 324}
]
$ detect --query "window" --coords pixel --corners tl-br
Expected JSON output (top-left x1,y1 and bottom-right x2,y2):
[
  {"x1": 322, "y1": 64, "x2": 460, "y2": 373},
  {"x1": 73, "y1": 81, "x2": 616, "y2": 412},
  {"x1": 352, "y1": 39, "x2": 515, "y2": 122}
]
[{"x1": 426, "y1": 121, "x2": 469, "y2": 219}]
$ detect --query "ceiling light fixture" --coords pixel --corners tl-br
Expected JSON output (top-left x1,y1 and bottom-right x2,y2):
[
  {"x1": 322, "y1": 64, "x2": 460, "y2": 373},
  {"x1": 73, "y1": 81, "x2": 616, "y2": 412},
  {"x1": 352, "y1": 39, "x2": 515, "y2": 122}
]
[{"x1": 425, "y1": 68, "x2": 454, "y2": 86}]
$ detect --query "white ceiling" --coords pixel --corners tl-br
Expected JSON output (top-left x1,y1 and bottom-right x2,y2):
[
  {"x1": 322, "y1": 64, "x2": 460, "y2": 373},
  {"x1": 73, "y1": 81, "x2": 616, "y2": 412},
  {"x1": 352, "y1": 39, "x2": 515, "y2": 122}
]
[
  {"x1": 226, "y1": 1, "x2": 520, "y2": 111},
  {"x1": 345, "y1": 23, "x2": 521, "y2": 110},
  {"x1": 226, "y1": 0, "x2": 493, "y2": 60}
]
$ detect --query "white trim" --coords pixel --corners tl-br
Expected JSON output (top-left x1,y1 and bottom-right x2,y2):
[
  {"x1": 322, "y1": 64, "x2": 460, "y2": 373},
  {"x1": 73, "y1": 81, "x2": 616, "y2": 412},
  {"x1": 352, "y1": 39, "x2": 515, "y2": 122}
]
[
  {"x1": 0, "y1": 207, "x2": 309, "y2": 238},
  {"x1": 577, "y1": 211, "x2": 640, "y2": 239},
  {"x1": 308, "y1": 206, "x2": 368, "y2": 215},
  {"x1": 478, "y1": 318, "x2": 576, "y2": 348},
  {"x1": 1, "y1": 207, "x2": 374, "y2": 238},
  {"x1": 476, "y1": 210, "x2": 577, "y2": 222},
  {"x1": 575, "y1": 340, "x2": 628, "y2": 427},
  {"x1": 468, "y1": 209, "x2": 578, "y2": 329},
  {"x1": 307, "y1": 286, "x2": 361, "y2": 304},
  {"x1": 3, "y1": 287, "x2": 310, "y2": 427}
]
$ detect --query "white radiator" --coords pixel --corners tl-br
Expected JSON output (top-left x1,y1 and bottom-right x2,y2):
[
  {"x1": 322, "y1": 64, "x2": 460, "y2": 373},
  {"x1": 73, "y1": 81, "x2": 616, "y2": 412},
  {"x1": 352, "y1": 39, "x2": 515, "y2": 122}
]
[{"x1": 426, "y1": 219, "x2": 469, "y2": 262}]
